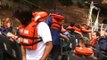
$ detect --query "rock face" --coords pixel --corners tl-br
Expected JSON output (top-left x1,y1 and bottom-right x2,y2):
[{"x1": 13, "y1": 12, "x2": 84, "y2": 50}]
[
  {"x1": 0, "y1": 9, "x2": 12, "y2": 18},
  {"x1": 0, "y1": 5, "x2": 89, "y2": 24},
  {"x1": 0, "y1": 0, "x2": 105, "y2": 25},
  {"x1": 0, "y1": 9, "x2": 20, "y2": 27},
  {"x1": 102, "y1": 0, "x2": 107, "y2": 4},
  {"x1": 58, "y1": 6, "x2": 89, "y2": 24}
]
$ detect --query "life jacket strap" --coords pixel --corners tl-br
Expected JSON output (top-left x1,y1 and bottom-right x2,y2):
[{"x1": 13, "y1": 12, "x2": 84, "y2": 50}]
[
  {"x1": 19, "y1": 35, "x2": 42, "y2": 40},
  {"x1": 21, "y1": 39, "x2": 42, "y2": 46}
]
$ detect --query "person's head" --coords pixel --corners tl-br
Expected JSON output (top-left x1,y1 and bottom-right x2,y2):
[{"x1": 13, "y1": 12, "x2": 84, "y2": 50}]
[
  {"x1": 70, "y1": 22, "x2": 75, "y2": 27},
  {"x1": 92, "y1": 31, "x2": 100, "y2": 39},
  {"x1": 79, "y1": 37, "x2": 91, "y2": 47},
  {"x1": 13, "y1": 9, "x2": 33, "y2": 26},
  {"x1": 75, "y1": 24, "x2": 80, "y2": 28},
  {"x1": 81, "y1": 24, "x2": 87, "y2": 28},
  {"x1": 1, "y1": 18, "x2": 12, "y2": 27},
  {"x1": 5, "y1": 18, "x2": 12, "y2": 27}
]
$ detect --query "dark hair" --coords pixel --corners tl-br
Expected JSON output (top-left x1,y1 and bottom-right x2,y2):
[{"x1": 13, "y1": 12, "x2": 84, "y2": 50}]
[
  {"x1": 94, "y1": 31, "x2": 100, "y2": 36},
  {"x1": 81, "y1": 24, "x2": 87, "y2": 26},
  {"x1": 70, "y1": 22, "x2": 75, "y2": 27},
  {"x1": 13, "y1": 9, "x2": 33, "y2": 26},
  {"x1": 75, "y1": 24, "x2": 80, "y2": 28}
]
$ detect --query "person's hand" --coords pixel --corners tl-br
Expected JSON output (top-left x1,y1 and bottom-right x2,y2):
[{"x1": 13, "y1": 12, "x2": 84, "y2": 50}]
[
  {"x1": 22, "y1": 56, "x2": 26, "y2": 60},
  {"x1": 60, "y1": 33, "x2": 69, "y2": 41},
  {"x1": 6, "y1": 32, "x2": 14, "y2": 38},
  {"x1": 40, "y1": 58, "x2": 46, "y2": 60},
  {"x1": 6, "y1": 32, "x2": 16, "y2": 41}
]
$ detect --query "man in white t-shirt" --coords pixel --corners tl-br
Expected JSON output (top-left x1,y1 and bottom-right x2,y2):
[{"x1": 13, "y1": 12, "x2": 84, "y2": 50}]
[
  {"x1": 26, "y1": 22, "x2": 52, "y2": 60},
  {"x1": 12, "y1": 9, "x2": 53, "y2": 60}
]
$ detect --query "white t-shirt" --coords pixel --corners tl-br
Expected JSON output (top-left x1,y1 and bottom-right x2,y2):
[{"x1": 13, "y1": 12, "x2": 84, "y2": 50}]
[{"x1": 26, "y1": 22, "x2": 52, "y2": 60}]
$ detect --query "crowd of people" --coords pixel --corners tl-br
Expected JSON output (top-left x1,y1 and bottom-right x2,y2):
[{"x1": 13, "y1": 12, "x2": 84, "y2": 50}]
[{"x1": 0, "y1": 9, "x2": 107, "y2": 60}]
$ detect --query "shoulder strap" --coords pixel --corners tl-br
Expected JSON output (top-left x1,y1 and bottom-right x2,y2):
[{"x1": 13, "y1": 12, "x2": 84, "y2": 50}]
[{"x1": 21, "y1": 38, "x2": 42, "y2": 46}]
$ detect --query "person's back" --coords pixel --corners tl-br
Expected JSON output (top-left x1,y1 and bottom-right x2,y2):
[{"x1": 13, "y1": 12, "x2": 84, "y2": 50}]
[
  {"x1": 45, "y1": 15, "x2": 61, "y2": 45},
  {"x1": 44, "y1": 13, "x2": 64, "y2": 60},
  {"x1": 25, "y1": 22, "x2": 52, "y2": 60},
  {"x1": 13, "y1": 10, "x2": 53, "y2": 60},
  {"x1": 98, "y1": 36, "x2": 107, "y2": 60}
]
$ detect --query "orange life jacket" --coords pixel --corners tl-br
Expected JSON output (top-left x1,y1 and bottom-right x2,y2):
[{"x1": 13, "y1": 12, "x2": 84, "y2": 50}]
[
  {"x1": 32, "y1": 11, "x2": 49, "y2": 22},
  {"x1": 66, "y1": 26, "x2": 73, "y2": 31},
  {"x1": 80, "y1": 26, "x2": 91, "y2": 33},
  {"x1": 75, "y1": 47, "x2": 94, "y2": 56},
  {"x1": 61, "y1": 29, "x2": 66, "y2": 33},
  {"x1": 33, "y1": 12, "x2": 64, "y2": 31},
  {"x1": 18, "y1": 20, "x2": 42, "y2": 50},
  {"x1": 90, "y1": 39, "x2": 97, "y2": 46},
  {"x1": 72, "y1": 26, "x2": 81, "y2": 32},
  {"x1": 50, "y1": 14, "x2": 64, "y2": 31}
]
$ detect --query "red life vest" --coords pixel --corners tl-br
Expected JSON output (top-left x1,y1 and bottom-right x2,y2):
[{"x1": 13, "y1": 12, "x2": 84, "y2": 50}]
[
  {"x1": 75, "y1": 47, "x2": 94, "y2": 56},
  {"x1": 50, "y1": 14, "x2": 64, "y2": 31},
  {"x1": 61, "y1": 29, "x2": 66, "y2": 33},
  {"x1": 66, "y1": 26, "x2": 73, "y2": 31},
  {"x1": 33, "y1": 12, "x2": 64, "y2": 31},
  {"x1": 32, "y1": 11, "x2": 48, "y2": 22},
  {"x1": 72, "y1": 26, "x2": 81, "y2": 32},
  {"x1": 90, "y1": 39, "x2": 97, "y2": 46},
  {"x1": 18, "y1": 20, "x2": 42, "y2": 50},
  {"x1": 80, "y1": 26, "x2": 91, "y2": 33}
]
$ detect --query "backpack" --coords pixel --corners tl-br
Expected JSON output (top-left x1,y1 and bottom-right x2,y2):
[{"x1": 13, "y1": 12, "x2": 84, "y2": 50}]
[
  {"x1": 98, "y1": 36, "x2": 107, "y2": 52},
  {"x1": 0, "y1": 32, "x2": 22, "y2": 60}
]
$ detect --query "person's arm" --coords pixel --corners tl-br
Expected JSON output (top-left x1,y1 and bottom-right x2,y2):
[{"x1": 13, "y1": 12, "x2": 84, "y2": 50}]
[
  {"x1": 40, "y1": 41, "x2": 53, "y2": 60},
  {"x1": 74, "y1": 31, "x2": 83, "y2": 37},
  {"x1": 38, "y1": 22, "x2": 53, "y2": 60},
  {"x1": 60, "y1": 33, "x2": 69, "y2": 41},
  {"x1": 21, "y1": 45, "x2": 26, "y2": 60},
  {"x1": 81, "y1": 28, "x2": 92, "y2": 33}
]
